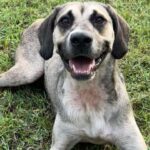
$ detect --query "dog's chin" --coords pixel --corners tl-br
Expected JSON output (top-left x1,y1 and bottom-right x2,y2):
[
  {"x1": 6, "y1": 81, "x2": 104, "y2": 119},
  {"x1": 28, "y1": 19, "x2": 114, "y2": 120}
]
[{"x1": 62, "y1": 52, "x2": 107, "y2": 81}]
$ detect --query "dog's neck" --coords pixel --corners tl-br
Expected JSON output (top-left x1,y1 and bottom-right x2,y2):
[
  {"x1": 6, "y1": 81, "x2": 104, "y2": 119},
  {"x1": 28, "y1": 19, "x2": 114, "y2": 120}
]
[{"x1": 61, "y1": 55, "x2": 117, "y2": 108}]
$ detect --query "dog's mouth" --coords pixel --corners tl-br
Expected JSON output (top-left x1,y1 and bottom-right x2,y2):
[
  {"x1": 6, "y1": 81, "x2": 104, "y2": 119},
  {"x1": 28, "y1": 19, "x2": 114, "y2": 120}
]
[
  {"x1": 63, "y1": 51, "x2": 107, "y2": 80},
  {"x1": 69, "y1": 56, "x2": 95, "y2": 78}
]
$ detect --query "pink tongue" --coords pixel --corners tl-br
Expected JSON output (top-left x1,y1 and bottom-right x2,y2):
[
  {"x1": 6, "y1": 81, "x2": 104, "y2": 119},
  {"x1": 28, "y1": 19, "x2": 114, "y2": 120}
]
[{"x1": 69, "y1": 57, "x2": 95, "y2": 74}]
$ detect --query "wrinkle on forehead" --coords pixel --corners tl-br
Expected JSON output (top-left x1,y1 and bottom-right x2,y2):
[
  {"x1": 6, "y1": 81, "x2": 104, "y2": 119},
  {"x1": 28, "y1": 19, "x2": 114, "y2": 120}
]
[
  {"x1": 56, "y1": 2, "x2": 112, "y2": 23},
  {"x1": 56, "y1": 2, "x2": 83, "y2": 21},
  {"x1": 82, "y1": 3, "x2": 111, "y2": 21}
]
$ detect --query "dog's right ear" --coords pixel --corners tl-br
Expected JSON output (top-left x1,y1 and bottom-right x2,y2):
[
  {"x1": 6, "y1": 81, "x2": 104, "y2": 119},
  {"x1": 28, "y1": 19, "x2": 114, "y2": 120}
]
[
  {"x1": 38, "y1": 7, "x2": 61, "y2": 60},
  {"x1": 105, "y1": 5, "x2": 130, "y2": 59}
]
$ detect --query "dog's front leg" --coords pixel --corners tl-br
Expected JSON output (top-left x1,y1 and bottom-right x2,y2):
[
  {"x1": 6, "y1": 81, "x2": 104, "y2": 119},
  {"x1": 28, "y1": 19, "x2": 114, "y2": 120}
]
[
  {"x1": 114, "y1": 117, "x2": 147, "y2": 150},
  {"x1": 0, "y1": 20, "x2": 44, "y2": 87},
  {"x1": 50, "y1": 115, "x2": 80, "y2": 150}
]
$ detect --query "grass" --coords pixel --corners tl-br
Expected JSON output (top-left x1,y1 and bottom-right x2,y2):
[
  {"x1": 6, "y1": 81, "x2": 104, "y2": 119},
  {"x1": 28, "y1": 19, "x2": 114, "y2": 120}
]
[{"x1": 0, "y1": 0, "x2": 149, "y2": 149}]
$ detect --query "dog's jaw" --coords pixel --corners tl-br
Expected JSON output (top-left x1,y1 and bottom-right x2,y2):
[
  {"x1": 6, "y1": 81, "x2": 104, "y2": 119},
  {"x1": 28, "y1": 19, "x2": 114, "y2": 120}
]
[{"x1": 59, "y1": 50, "x2": 109, "y2": 80}]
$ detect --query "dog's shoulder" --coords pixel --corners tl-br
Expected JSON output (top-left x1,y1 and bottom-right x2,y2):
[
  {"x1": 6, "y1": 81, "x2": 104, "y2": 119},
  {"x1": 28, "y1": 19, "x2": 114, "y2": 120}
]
[
  {"x1": 15, "y1": 19, "x2": 46, "y2": 64},
  {"x1": 21, "y1": 19, "x2": 45, "y2": 39}
]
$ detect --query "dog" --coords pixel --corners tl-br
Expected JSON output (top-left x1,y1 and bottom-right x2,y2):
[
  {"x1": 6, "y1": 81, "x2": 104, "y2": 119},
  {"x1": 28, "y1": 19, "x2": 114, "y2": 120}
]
[{"x1": 0, "y1": 2, "x2": 147, "y2": 150}]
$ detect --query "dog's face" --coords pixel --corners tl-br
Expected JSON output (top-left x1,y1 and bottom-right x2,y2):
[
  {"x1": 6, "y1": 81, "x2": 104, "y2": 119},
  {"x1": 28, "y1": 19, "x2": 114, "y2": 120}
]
[
  {"x1": 54, "y1": 3, "x2": 114, "y2": 80},
  {"x1": 39, "y1": 2, "x2": 129, "y2": 80}
]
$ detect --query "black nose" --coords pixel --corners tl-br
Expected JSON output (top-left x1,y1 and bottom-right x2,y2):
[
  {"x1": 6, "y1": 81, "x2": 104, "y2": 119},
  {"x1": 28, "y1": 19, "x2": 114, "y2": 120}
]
[{"x1": 70, "y1": 32, "x2": 92, "y2": 48}]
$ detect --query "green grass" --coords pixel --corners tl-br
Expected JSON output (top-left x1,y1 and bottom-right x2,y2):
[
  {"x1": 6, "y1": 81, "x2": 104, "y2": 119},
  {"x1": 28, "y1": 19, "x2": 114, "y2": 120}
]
[{"x1": 0, "y1": 0, "x2": 149, "y2": 149}]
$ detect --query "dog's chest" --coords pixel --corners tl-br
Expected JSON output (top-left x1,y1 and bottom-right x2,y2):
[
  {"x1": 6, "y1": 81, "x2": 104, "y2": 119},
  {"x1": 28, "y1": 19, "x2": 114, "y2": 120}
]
[
  {"x1": 61, "y1": 78, "x2": 108, "y2": 110},
  {"x1": 58, "y1": 78, "x2": 112, "y2": 139}
]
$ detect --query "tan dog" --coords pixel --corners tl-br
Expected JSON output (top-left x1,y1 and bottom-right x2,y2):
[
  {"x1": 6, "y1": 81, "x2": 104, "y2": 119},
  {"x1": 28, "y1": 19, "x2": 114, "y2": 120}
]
[{"x1": 0, "y1": 2, "x2": 147, "y2": 150}]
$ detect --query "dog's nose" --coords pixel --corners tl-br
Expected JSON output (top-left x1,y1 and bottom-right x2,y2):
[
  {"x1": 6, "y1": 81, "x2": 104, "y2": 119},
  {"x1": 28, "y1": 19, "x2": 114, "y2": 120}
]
[{"x1": 70, "y1": 32, "x2": 92, "y2": 48}]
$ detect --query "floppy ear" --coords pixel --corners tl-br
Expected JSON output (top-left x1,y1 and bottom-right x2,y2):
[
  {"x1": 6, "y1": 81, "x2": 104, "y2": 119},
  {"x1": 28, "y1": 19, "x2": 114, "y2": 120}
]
[
  {"x1": 106, "y1": 5, "x2": 130, "y2": 59},
  {"x1": 38, "y1": 7, "x2": 61, "y2": 60}
]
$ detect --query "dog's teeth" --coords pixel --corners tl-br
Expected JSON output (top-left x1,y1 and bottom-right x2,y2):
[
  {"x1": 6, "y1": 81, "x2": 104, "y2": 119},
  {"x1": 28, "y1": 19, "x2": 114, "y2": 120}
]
[
  {"x1": 98, "y1": 58, "x2": 102, "y2": 63},
  {"x1": 73, "y1": 65, "x2": 79, "y2": 74},
  {"x1": 92, "y1": 60, "x2": 95, "y2": 65},
  {"x1": 72, "y1": 63, "x2": 93, "y2": 75},
  {"x1": 72, "y1": 65, "x2": 76, "y2": 71},
  {"x1": 89, "y1": 61, "x2": 95, "y2": 70},
  {"x1": 76, "y1": 70, "x2": 79, "y2": 74}
]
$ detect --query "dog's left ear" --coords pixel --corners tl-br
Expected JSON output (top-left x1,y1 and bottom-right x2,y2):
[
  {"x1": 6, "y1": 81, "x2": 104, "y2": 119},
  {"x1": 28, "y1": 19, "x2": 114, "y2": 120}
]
[
  {"x1": 38, "y1": 7, "x2": 61, "y2": 60},
  {"x1": 105, "y1": 5, "x2": 130, "y2": 59}
]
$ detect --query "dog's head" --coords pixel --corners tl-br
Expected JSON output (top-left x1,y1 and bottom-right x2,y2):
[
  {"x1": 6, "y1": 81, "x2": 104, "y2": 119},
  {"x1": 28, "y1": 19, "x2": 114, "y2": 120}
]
[{"x1": 38, "y1": 2, "x2": 129, "y2": 80}]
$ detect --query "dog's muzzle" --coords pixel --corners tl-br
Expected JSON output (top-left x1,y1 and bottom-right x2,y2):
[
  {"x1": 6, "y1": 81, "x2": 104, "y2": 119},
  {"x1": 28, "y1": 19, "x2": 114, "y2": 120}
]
[{"x1": 58, "y1": 32, "x2": 110, "y2": 80}]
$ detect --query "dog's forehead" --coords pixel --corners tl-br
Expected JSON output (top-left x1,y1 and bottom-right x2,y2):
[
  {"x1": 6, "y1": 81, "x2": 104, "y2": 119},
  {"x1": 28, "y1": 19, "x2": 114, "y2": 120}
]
[{"x1": 57, "y1": 2, "x2": 111, "y2": 21}]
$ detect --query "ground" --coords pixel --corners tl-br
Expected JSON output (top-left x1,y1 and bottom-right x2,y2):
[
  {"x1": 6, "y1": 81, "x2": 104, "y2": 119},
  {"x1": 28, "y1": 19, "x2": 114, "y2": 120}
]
[{"x1": 0, "y1": 0, "x2": 149, "y2": 149}]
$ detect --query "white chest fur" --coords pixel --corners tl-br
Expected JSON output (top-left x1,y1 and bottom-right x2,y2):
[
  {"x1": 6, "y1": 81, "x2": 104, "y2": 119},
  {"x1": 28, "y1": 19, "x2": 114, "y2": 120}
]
[{"x1": 58, "y1": 75, "x2": 113, "y2": 140}]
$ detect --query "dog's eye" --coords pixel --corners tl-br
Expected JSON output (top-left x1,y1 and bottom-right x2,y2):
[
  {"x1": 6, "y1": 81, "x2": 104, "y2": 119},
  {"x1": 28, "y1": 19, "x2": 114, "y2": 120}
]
[
  {"x1": 59, "y1": 16, "x2": 72, "y2": 28},
  {"x1": 94, "y1": 16, "x2": 106, "y2": 24},
  {"x1": 58, "y1": 11, "x2": 74, "y2": 30},
  {"x1": 90, "y1": 11, "x2": 106, "y2": 31}
]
